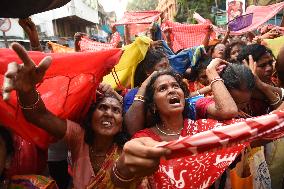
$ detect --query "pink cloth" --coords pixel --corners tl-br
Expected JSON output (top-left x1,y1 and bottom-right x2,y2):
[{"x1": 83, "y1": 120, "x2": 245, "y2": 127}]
[
  {"x1": 114, "y1": 11, "x2": 161, "y2": 26},
  {"x1": 195, "y1": 97, "x2": 215, "y2": 119},
  {"x1": 79, "y1": 32, "x2": 121, "y2": 52},
  {"x1": 64, "y1": 120, "x2": 94, "y2": 189},
  {"x1": 194, "y1": 2, "x2": 284, "y2": 35},
  {"x1": 161, "y1": 20, "x2": 215, "y2": 52}
]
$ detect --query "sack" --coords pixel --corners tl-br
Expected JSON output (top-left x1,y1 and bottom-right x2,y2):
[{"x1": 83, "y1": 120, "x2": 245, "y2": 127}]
[{"x1": 230, "y1": 150, "x2": 253, "y2": 189}]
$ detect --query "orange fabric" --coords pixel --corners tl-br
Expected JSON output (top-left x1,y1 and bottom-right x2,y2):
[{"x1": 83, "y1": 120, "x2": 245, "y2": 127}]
[
  {"x1": 230, "y1": 167, "x2": 253, "y2": 189},
  {"x1": 48, "y1": 41, "x2": 75, "y2": 53}
]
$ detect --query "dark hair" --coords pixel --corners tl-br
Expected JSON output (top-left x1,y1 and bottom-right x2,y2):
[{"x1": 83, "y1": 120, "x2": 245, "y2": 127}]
[
  {"x1": 144, "y1": 70, "x2": 189, "y2": 125},
  {"x1": 134, "y1": 48, "x2": 167, "y2": 87},
  {"x1": 0, "y1": 125, "x2": 14, "y2": 181},
  {"x1": 220, "y1": 63, "x2": 255, "y2": 91},
  {"x1": 0, "y1": 125, "x2": 14, "y2": 157},
  {"x1": 224, "y1": 40, "x2": 246, "y2": 61},
  {"x1": 188, "y1": 57, "x2": 212, "y2": 81},
  {"x1": 83, "y1": 93, "x2": 128, "y2": 147},
  {"x1": 237, "y1": 44, "x2": 273, "y2": 63}
]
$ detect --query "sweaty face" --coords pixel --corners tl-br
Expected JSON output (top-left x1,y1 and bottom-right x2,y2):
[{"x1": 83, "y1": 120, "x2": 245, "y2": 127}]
[
  {"x1": 153, "y1": 75, "x2": 185, "y2": 116},
  {"x1": 91, "y1": 97, "x2": 123, "y2": 137},
  {"x1": 212, "y1": 44, "x2": 225, "y2": 58},
  {"x1": 255, "y1": 53, "x2": 274, "y2": 83},
  {"x1": 0, "y1": 136, "x2": 7, "y2": 176},
  {"x1": 229, "y1": 88, "x2": 252, "y2": 112}
]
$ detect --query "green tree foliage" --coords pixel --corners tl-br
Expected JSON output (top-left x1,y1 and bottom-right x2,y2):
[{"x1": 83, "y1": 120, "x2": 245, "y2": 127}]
[
  {"x1": 175, "y1": 0, "x2": 215, "y2": 23},
  {"x1": 126, "y1": 0, "x2": 158, "y2": 11}
]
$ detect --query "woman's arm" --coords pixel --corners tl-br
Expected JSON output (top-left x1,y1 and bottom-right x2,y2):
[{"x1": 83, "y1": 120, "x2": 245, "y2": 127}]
[
  {"x1": 124, "y1": 72, "x2": 156, "y2": 135},
  {"x1": 189, "y1": 85, "x2": 211, "y2": 98},
  {"x1": 221, "y1": 27, "x2": 230, "y2": 44},
  {"x1": 202, "y1": 25, "x2": 213, "y2": 47},
  {"x1": 3, "y1": 43, "x2": 67, "y2": 139},
  {"x1": 205, "y1": 59, "x2": 238, "y2": 120},
  {"x1": 19, "y1": 18, "x2": 42, "y2": 51}
]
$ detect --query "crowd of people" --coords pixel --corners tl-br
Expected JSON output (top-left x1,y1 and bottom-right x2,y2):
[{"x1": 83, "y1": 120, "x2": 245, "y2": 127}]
[{"x1": 1, "y1": 15, "x2": 284, "y2": 189}]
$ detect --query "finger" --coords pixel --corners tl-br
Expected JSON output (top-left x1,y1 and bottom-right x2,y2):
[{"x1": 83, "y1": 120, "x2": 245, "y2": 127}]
[
  {"x1": 11, "y1": 43, "x2": 35, "y2": 68},
  {"x1": 5, "y1": 62, "x2": 19, "y2": 79},
  {"x1": 36, "y1": 56, "x2": 52, "y2": 75},
  {"x1": 248, "y1": 55, "x2": 255, "y2": 68},
  {"x1": 2, "y1": 77, "x2": 14, "y2": 101},
  {"x1": 242, "y1": 59, "x2": 249, "y2": 67}
]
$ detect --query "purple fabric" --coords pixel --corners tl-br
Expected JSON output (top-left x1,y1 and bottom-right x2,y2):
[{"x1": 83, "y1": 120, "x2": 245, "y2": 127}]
[{"x1": 228, "y1": 13, "x2": 253, "y2": 31}]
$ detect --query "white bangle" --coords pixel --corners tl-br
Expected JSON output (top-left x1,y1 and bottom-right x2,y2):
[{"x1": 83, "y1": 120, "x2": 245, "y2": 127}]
[
  {"x1": 17, "y1": 90, "x2": 40, "y2": 109},
  {"x1": 281, "y1": 88, "x2": 284, "y2": 100},
  {"x1": 210, "y1": 77, "x2": 224, "y2": 87}
]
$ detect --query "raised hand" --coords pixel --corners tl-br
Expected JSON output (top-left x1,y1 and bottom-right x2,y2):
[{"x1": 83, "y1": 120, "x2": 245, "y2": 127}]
[{"x1": 3, "y1": 43, "x2": 52, "y2": 100}]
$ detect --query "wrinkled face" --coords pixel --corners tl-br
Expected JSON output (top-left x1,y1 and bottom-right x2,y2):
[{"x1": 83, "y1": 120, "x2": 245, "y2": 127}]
[
  {"x1": 229, "y1": 88, "x2": 252, "y2": 111},
  {"x1": 212, "y1": 44, "x2": 226, "y2": 58},
  {"x1": 255, "y1": 53, "x2": 274, "y2": 83},
  {"x1": 197, "y1": 69, "x2": 209, "y2": 86},
  {"x1": 91, "y1": 97, "x2": 123, "y2": 137},
  {"x1": 230, "y1": 45, "x2": 242, "y2": 61},
  {"x1": 153, "y1": 75, "x2": 185, "y2": 116},
  {"x1": 0, "y1": 136, "x2": 7, "y2": 176}
]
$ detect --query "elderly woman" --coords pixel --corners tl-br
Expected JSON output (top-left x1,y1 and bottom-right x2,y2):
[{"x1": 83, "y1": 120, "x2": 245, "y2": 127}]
[{"x1": 2, "y1": 43, "x2": 126, "y2": 189}]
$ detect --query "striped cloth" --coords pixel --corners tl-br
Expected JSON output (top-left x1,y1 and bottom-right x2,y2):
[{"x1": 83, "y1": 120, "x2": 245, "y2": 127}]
[
  {"x1": 158, "y1": 111, "x2": 284, "y2": 155},
  {"x1": 79, "y1": 32, "x2": 121, "y2": 52}
]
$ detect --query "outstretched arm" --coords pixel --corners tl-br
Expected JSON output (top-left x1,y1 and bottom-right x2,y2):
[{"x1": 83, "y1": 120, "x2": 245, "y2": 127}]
[
  {"x1": 3, "y1": 43, "x2": 67, "y2": 139},
  {"x1": 19, "y1": 18, "x2": 42, "y2": 51}
]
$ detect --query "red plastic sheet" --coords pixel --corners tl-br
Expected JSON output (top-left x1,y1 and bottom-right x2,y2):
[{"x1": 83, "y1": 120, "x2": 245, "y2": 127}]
[{"x1": 0, "y1": 49, "x2": 122, "y2": 149}]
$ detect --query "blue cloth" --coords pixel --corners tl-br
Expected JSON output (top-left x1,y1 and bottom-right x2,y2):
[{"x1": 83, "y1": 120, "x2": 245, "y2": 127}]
[
  {"x1": 123, "y1": 88, "x2": 139, "y2": 113},
  {"x1": 153, "y1": 23, "x2": 162, "y2": 41},
  {"x1": 161, "y1": 41, "x2": 205, "y2": 74},
  {"x1": 185, "y1": 95, "x2": 204, "y2": 120},
  {"x1": 123, "y1": 87, "x2": 204, "y2": 120}
]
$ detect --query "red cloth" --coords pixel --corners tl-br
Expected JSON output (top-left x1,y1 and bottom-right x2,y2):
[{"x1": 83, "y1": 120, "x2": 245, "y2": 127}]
[
  {"x1": 161, "y1": 20, "x2": 216, "y2": 53},
  {"x1": 0, "y1": 49, "x2": 122, "y2": 149},
  {"x1": 114, "y1": 11, "x2": 161, "y2": 26},
  {"x1": 133, "y1": 119, "x2": 247, "y2": 189},
  {"x1": 6, "y1": 135, "x2": 47, "y2": 177},
  {"x1": 79, "y1": 32, "x2": 121, "y2": 52},
  {"x1": 195, "y1": 97, "x2": 215, "y2": 119},
  {"x1": 134, "y1": 112, "x2": 284, "y2": 188}
]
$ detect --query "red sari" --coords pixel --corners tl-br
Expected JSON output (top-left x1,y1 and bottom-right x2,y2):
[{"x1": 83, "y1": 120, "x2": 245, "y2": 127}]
[{"x1": 133, "y1": 119, "x2": 246, "y2": 189}]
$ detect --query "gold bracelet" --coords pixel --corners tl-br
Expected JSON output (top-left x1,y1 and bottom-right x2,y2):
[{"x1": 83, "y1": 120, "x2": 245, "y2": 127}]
[
  {"x1": 17, "y1": 90, "x2": 40, "y2": 110},
  {"x1": 112, "y1": 161, "x2": 135, "y2": 183}
]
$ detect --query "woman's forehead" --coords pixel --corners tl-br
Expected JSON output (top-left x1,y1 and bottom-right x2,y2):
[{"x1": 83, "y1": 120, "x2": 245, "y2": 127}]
[{"x1": 154, "y1": 75, "x2": 177, "y2": 86}]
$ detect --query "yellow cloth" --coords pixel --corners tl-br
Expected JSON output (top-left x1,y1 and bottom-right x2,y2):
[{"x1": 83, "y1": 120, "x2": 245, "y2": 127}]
[
  {"x1": 263, "y1": 36, "x2": 284, "y2": 57},
  {"x1": 48, "y1": 41, "x2": 75, "y2": 53},
  {"x1": 103, "y1": 36, "x2": 152, "y2": 89}
]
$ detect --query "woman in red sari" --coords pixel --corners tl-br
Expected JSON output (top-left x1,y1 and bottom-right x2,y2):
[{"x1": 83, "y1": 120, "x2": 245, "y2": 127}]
[{"x1": 111, "y1": 59, "x2": 246, "y2": 188}]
